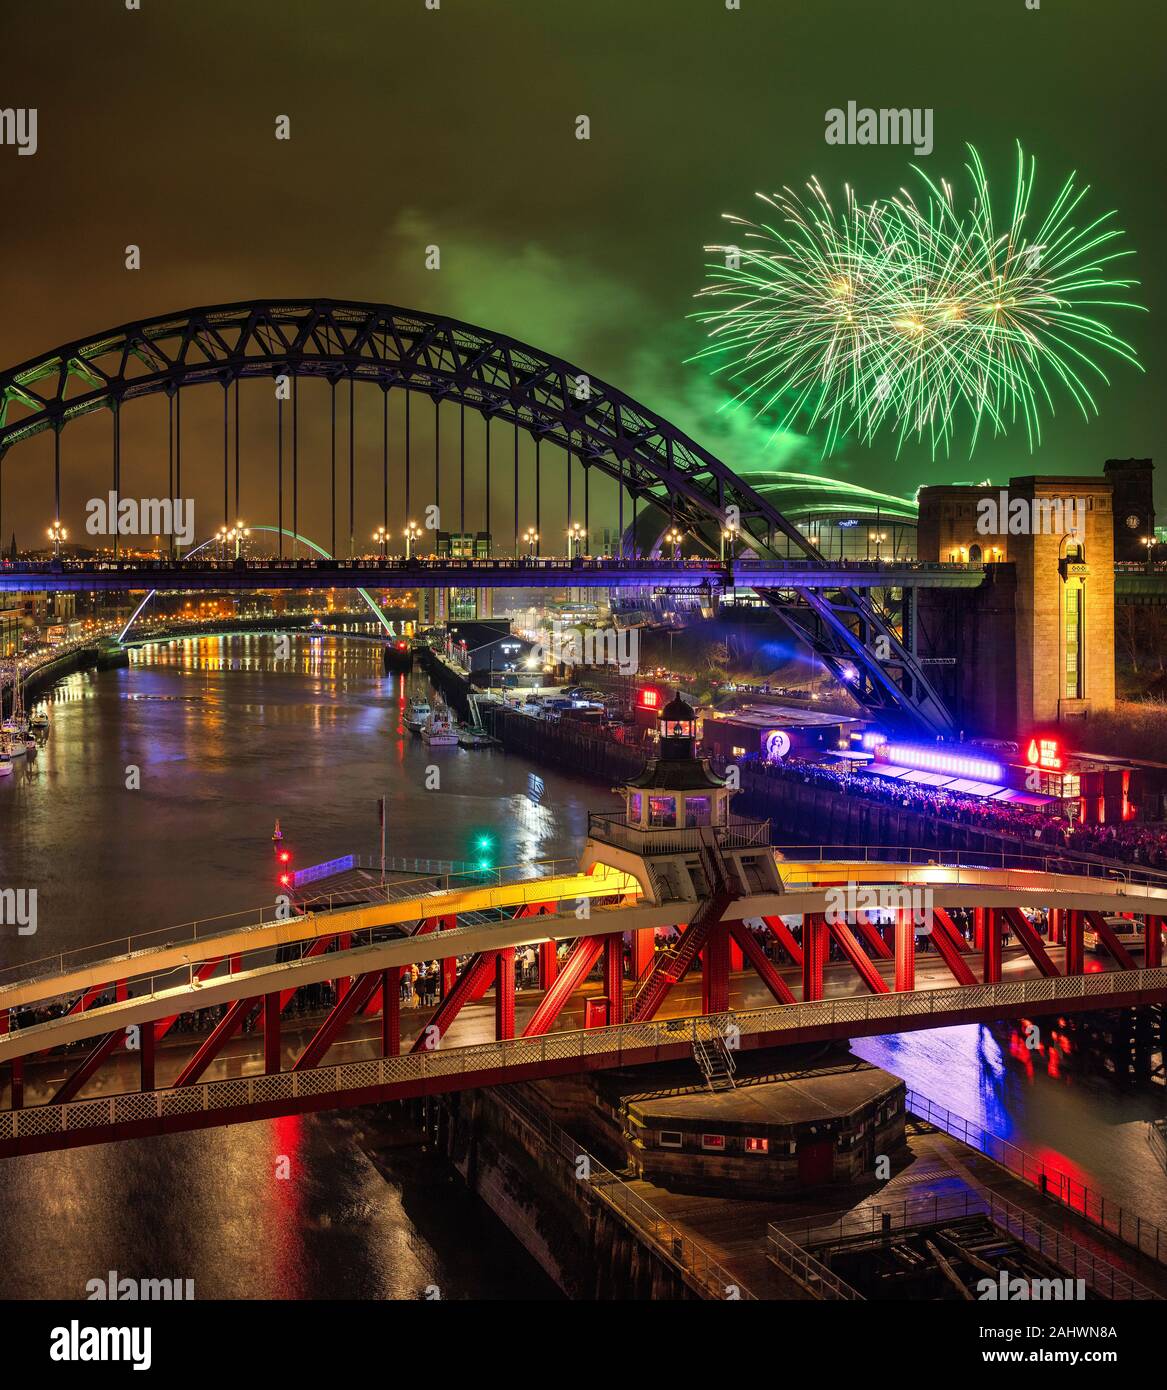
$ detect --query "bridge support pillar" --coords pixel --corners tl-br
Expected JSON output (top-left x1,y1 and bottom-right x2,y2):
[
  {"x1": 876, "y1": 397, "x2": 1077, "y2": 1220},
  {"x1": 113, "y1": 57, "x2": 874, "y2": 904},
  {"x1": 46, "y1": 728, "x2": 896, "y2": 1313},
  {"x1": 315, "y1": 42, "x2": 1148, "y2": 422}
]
[
  {"x1": 382, "y1": 968, "x2": 401, "y2": 1056},
  {"x1": 894, "y1": 910, "x2": 915, "y2": 993},
  {"x1": 1147, "y1": 916, "x2": 1164, "y2": 969},
  {"x1": 729, "y1": 936, "x2": 744, "y2": 974},
  {"x1": 702, "y1": 926, "x2": 730, "y2": 1015},
  {"x1": 334, "y1": 934, "x2": 352, "y2": 1002},
  {"x1": 263, "y1": 993, "x2": 281, "y2": 1074},
  {"x1": 1048, "y1": 909, "x2": 1063, "y2": 945},
  {"x1": 495, "y1": 949, "x2": 515, "y2": 1040},
  {"x1": 440, "y1": 916, "x2": 458, "y2": 999},
  {"x1": 973, "y1": 908, "x2": 987, "y2": 952},
  {"x1": 140, "y1": 1020, "x2": 155, "y2": 1091},
  {"x1": 539, "y1": 939, "x2": 558, "y2": 989},
  {"x1": 1065, "y1": 910, "x2": 1085, "y2": 976},
  {"x1": 630, "y1": 929, "x2": 654, "y2": 980},
  {"x1": 604, "y1": 935, "x2": 625, "y2": 1025},
  {"x1": 982, "y1": 909, "x2": 1002, "y2": 984},
  {"x1": 802, "y1": 913, "x2": 827, "y2": 1002},
  {"x1": 2, "y1": 1011, "x2": 22, "y2": 1110}
]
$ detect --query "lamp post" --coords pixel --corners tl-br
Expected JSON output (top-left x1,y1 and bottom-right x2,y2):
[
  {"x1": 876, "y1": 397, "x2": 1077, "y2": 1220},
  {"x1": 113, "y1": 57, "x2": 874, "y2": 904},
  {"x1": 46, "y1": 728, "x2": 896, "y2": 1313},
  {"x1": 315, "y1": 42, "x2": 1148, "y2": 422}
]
[
  {"x1": 567, "y1": 522, "x2": 584, "y2": 561},
  {"x1": 719, "y1": 520, "x2": 738, "y2": 563},
  {"x1": 523, "y1": 526, "x2": 539, "y2": 558},
  {"x1": 227, "y1": 523, "x2": 250, "y2": 560},
  {"x1": 664, "y1": 526, "x2": 683, "y2": 560},
  {"x1": 373, "y1": 526, "x2": 388, "y2": 558},
  {"x1": 47, "y1": 522, "x2": 67, "y2": 561},
  {"x1": 1142, "y1": 536, "x2": 1156, "y2": 573},
  {"x1": 869, "y1": 530, "x2": 887, "y2": 560},
  {"x1": 404, "y1": 521, "x2": 422, "y2": 560}
]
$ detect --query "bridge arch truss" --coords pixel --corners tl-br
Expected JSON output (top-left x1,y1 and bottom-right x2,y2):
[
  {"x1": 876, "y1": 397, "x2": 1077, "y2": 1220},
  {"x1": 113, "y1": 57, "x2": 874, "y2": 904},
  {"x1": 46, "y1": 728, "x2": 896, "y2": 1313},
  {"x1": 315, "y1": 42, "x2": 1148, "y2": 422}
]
[{"x1": 0, "y1": 299, "x2": 951, "y2": 731}]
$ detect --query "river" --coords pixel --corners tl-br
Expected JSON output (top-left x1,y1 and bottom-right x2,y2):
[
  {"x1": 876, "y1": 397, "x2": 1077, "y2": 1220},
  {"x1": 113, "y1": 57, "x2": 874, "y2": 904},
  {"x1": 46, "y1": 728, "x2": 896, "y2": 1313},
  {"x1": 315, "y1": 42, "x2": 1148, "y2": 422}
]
[{"x1": 0, "y1": 633, "x2": 1163, "y2": 1296}]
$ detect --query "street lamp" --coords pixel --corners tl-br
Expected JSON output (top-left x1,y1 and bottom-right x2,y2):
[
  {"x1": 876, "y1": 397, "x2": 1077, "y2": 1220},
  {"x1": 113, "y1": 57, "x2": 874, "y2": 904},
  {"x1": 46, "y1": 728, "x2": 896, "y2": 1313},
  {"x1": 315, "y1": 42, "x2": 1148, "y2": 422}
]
[
  {"x1": 719, "y1": 519, "x2": 738, "y2": 562},
  {"x1": 227, "y1": 523, "x2": 249, "y2": 560},
  {"x1": 567, "y1": 522, "x2": 584, "y2": 560},
  {"x1": 404, "y1": 521, "x2": 423, "y2": 560},
  {"x1": 523, "y1": 526, "x2": 539, "y2": 557},
  {"x1": 664, "y1": 526, "x2": 683, "y2": 560},
  {"x1": 1142, "y1": 536, "x2": 1156, "y2": 572},
  {"x1": 869, "y1": 530, "x2": 887, "y2": 560},
  {"x1": 373, "y1": 526, "x2": 388, "y2": 558},
  {"x1": 47, "y1": 522, "x2": 67, "y2": 560}
]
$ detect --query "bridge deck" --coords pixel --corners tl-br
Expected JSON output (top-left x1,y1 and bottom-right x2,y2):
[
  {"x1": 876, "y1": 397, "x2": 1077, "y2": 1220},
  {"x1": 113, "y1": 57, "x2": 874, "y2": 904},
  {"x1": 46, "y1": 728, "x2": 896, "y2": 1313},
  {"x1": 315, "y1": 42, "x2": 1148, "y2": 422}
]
[{"x1": 0, "y1": 557, "x2": 986, "y2": 593}]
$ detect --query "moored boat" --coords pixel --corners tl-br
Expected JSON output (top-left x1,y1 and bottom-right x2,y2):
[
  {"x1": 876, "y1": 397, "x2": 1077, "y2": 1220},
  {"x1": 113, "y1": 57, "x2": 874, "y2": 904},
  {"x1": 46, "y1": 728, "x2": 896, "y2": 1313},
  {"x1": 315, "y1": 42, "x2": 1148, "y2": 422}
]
[
  {"x1": 421, "y1": 701, "x2": 458, "y2": 746},
  {"x1": 405, "y1": 696, "x2": 431, "y2": 732}
]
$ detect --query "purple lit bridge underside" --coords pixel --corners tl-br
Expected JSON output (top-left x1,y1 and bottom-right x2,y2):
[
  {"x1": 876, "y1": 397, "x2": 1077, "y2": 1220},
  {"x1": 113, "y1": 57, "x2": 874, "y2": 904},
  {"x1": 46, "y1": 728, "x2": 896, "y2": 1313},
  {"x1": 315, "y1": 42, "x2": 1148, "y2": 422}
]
[{"x1": 0, "y1": 557, "x2": 986, "y2": 593}]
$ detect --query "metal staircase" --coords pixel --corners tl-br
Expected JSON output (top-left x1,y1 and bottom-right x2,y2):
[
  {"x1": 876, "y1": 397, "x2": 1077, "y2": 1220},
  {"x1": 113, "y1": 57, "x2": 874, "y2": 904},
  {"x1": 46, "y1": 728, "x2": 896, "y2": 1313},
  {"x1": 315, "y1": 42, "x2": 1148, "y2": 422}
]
[
  {"x1": 630, "y1": 832, "x2": 735, "y2": 1023},
  {"x1": 693, "y1": 1032, "x2": 737, "y2": 1091}
]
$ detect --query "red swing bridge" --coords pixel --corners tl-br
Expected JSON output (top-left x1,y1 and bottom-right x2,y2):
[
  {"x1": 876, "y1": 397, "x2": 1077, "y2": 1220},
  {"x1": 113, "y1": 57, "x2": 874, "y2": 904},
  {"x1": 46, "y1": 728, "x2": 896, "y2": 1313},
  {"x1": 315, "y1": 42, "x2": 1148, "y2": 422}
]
[{"x1": 1, "y1": 822, "x2": 1165, "y2": 1159}]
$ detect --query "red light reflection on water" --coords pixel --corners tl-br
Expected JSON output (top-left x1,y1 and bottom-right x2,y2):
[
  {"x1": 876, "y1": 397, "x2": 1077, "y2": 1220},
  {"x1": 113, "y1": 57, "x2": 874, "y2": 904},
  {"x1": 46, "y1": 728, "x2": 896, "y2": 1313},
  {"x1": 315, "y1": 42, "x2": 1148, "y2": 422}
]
[{"x1": 269, "y1": 1114, "x2": 307, "y2": 1298}]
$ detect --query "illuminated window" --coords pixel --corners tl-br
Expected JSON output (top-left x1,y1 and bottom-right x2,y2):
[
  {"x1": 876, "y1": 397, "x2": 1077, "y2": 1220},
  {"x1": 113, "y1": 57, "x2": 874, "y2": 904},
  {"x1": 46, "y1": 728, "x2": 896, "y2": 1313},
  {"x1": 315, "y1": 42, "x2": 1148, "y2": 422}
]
[
  {"x1": 648, "y1": 796, "x2": 676, "y2": 827},
  {"x1": 744, "y1": 1137, "x2": 769, "y2": 1154},
  {"x1": 684, "y1": 796, "x2": 711, "y2": 827},
  {"x1": 1065, "y1": 583, "x2": 1083, "y2": 699},
  {"x1": 701, "y1": 1134, "x2": 726, "y2": 1151},
  {"x1": 628, "y1": 792, "x2": 642, "y2": 820}
]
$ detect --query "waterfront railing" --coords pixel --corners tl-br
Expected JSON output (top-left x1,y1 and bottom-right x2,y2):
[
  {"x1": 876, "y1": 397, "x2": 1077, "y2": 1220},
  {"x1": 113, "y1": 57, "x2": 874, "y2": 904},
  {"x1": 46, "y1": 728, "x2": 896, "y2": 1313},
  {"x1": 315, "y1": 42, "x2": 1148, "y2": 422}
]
[
  {"x1": 906, "y1": 1090, "x2": 1167, "y2": 1269},
  {"x1": 772, "y1": 1189, "x2": 1156, "y2": 1301},
  {"x1": 495, "y1": 1086, "x2": 757, "y2": 1301}
]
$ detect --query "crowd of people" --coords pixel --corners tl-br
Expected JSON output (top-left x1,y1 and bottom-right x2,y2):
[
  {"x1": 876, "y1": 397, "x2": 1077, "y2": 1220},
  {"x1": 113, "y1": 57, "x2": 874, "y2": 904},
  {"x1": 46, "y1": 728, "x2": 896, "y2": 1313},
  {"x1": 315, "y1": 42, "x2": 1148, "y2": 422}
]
[{"x1": 743, "y1": 757, "x2": 1167, "y2": 871}]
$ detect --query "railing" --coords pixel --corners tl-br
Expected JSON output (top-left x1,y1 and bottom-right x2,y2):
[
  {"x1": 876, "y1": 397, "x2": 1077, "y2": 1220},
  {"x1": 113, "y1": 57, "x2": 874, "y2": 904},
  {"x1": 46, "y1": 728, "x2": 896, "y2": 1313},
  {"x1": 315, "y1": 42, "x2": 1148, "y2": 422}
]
[
  {"x1": 588, "y1": 813, "x2": 771, "y2": 856},
  {"x1": 293, "y1": 852, "x2": 489, "y2": 887},
  {"x1": 0, "y1": 556, "x2": 983, "y2": 576},
  {"x1": 0, "y1": 856, "x2": 585, "y2": 996},
  {"x1": 6, "y1": 970, "x2": 1167, "y2": 1140},
  {"x1": 908, "y1": 1090, "x2": 1167, "y2": 1266},
  {"x1": 765, "y1": 1224, "x2": 865, "y2": 1300},
  {"x1": 495, "y1": 1087, "x2": 756, "y2": 1300},
  {"x1": 776, "y1": 1190, "x2": 1156, "y2": 1301},
  {"x1": 773, "y1": 843, "x2": 1167, "y2": 891}
]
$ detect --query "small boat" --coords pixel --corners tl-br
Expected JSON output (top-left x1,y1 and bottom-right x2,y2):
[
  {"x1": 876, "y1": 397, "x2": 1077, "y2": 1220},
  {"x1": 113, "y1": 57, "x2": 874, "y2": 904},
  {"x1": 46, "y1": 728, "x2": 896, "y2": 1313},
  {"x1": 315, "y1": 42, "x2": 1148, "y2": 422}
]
[
  {"x1": 382, "y1": 639, "x2": 413, "y2": 674},
  {"x1": 405, "y1": 696, "x2": 431, "y2": 733},
  {"x1": 29, "y1": 709, "x2": 49, "y2": 733},
  {"x1": 421, "y1": 702, "x2": 458, "y2": 746},
  {"x1": 0, "y1": 730, "x2": 27, "y2": 760},
  {"x1": 0, "y1": 745, "x2": 12, "y2": 777},
  {"x1": 456, "y1": 726, "x2": 496, "y2": 749}
]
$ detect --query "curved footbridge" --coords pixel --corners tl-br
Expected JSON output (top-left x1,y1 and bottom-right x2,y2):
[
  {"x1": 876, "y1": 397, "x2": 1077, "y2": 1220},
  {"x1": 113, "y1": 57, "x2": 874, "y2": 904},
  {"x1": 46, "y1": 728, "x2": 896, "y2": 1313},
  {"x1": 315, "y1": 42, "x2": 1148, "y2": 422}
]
[{"x1": 1, "y1": 837, "x2": 1165, "y2": 1156}]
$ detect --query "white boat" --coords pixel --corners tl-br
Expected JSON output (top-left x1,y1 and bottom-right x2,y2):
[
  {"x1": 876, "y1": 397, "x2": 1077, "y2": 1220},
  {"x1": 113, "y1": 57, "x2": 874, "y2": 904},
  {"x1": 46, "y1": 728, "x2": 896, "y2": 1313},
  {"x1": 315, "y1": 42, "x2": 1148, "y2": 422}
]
[
  {"x1": 405, "y1": 696, "x2": 431, "y2": 733},
  {"x1": 422, "y1": 702, "x2": 458, "y2": 746},
  {"x1": 0, "y1": 745, "x2": 12, "y2": 777},
  {"x1": 0, "y1": 729, "x2": 27, "y2": 760},
  {"x1": 29, "y1": 709, "x2": 49, "y2": 733}
]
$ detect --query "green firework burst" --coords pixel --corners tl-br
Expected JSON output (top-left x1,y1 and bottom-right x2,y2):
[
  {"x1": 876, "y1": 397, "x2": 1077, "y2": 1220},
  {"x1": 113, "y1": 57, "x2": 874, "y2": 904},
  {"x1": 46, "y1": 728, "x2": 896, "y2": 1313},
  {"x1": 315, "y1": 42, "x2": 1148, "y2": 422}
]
[{"x1": 691, "y1": 144, "x2": 1145, "y2": 458}]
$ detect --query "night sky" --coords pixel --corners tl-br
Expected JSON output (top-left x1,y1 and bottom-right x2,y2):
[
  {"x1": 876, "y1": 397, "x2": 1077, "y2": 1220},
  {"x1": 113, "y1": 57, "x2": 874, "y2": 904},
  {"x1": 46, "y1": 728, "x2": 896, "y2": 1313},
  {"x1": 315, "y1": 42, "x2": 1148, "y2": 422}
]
[{"x1": 0, "y1": 0, "x2": 1161, "y2": 546}]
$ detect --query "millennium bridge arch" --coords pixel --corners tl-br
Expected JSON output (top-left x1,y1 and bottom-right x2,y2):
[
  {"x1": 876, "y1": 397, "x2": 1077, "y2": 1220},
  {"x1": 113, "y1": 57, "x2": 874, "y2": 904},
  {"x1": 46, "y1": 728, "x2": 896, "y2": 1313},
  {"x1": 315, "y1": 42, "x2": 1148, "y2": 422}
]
[
  {"x1": 0, "y1": 298, "x2": 952, "y2": 731},
  {"x1": 115, "y1": 524, "x2": 395, "y2": 642}
]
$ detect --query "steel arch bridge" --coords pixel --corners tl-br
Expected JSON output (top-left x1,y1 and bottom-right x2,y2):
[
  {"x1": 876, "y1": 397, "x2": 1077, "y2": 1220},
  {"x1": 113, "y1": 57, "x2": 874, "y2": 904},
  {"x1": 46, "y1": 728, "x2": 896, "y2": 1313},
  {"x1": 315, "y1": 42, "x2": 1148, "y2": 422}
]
[{"x1": 0, "y1": 298, "x2": 952, "y2": 732}]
